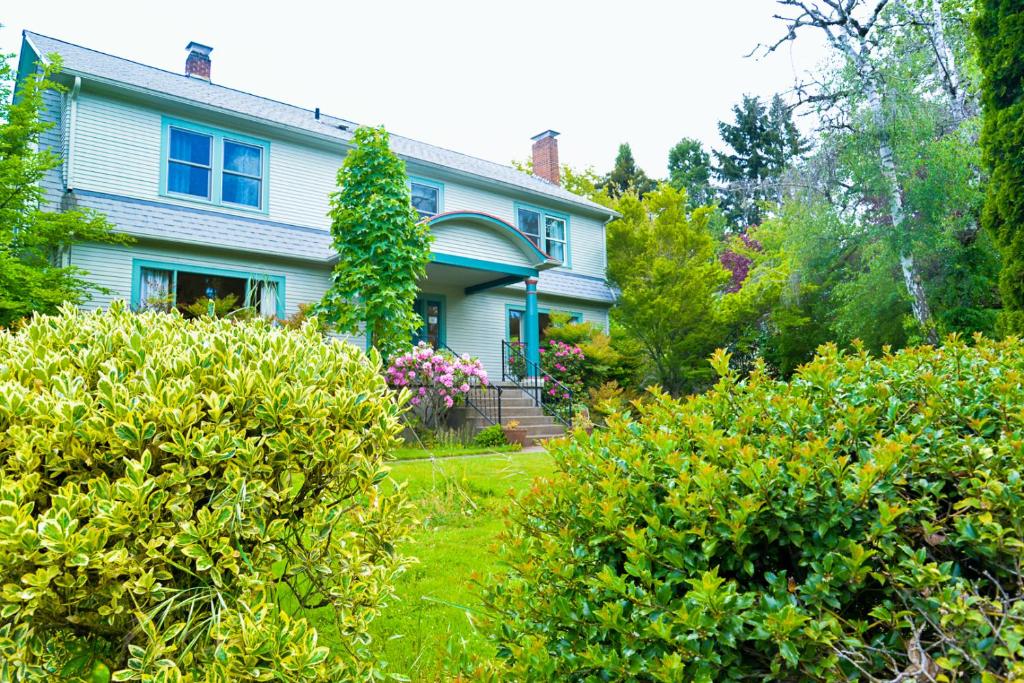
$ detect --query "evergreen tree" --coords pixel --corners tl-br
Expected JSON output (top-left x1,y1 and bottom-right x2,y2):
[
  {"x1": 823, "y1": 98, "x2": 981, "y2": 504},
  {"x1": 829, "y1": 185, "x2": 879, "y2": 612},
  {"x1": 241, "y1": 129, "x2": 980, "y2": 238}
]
[
  {"x1": 714, "y1": 94, "x2": 806, "y2": 229},
  {"x1": 319, "y1": 126, "x2": 432, "y2": 357},
  {"x1": 0, "y1": 51, "x2": 126, "y2": 327},
  {"x1": 667, "y1": 137, "x2": 713, "y2": 207},
  {"x1": 976, "y1": 0, "x2": 1024, "y2": 334},
  {"x1": 599, "y1": 143, "x2": 657, "y2": 199}
]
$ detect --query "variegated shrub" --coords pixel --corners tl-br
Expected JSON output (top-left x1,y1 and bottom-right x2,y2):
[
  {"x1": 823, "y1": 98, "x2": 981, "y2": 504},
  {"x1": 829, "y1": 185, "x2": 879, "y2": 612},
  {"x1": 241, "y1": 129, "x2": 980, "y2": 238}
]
[
  {"x1": 0, "y1": 303, "x2": 412, "y2": 681},
  {"x1": 486, "y1": 337, "x2": 1024, "y2": 681}
]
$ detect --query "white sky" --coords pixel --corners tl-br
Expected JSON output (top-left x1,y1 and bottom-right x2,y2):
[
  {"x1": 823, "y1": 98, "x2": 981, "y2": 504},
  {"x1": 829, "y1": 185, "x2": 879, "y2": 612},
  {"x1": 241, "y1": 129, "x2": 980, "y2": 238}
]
[{"x1": 2, "y1": 0, "x2": 829, "y2": 177}]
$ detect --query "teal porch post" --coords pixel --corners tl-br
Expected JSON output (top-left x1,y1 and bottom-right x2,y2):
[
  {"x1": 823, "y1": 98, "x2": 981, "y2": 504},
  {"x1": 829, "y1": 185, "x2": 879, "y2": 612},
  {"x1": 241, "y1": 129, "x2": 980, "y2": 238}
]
[{"x1": 524, "y1": 277, "x2": 540, "y2": 376}]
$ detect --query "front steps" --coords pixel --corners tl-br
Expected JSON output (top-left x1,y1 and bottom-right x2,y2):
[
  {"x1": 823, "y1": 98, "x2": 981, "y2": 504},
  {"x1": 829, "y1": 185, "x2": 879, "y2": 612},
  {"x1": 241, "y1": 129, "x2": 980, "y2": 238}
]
[{"x1": 450, "y1": 385, "x2": 566, "y2": 446}]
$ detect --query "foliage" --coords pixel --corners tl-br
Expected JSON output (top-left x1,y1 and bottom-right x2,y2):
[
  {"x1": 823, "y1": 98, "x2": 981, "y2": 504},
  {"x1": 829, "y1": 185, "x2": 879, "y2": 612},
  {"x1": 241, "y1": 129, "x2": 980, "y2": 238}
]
[
  {"x1": 177, "y1": 293, "x2": 250, "y2": 319},
  {"x1": 0, "y1": 50, "x2": 128, "y2": 328},
  {"x1": 319, "y1": 126, "x2": 432, "y2": 358},
  {"x1": 539, "y1": 340, "x2": 585, "y2": 416},
  {"x1": 606, "y1": 186, "x2": 753, "y2": 395},
  {"x1": 976, "y1": 0, "x2": 1024, "y2": 335},
  {"x1": 385, "y1": 342, "x2": 488, "y2": 430},
  {"x1": 485, "y1": 336, "x2": 1024, "y2": 681},
  {"x1": 511, "y1": 158, "x2": 608, "y2": 204},
  {"x1": 0, "y1": 303, "x2": 412, "y2": 681},
  {"x1": 543, "y1": 312, "x2": 642, "y2": 392},
  {"x1": 472, "y1": 424, "x2": 509, "y2": 449},
  {"x1": 667, "y1": 137, "x2": 714, "y2": 207},
  {"x1": 714, "y1": 94, "x2": 806, "y2": 230},
  {"x1": 599, "y1": 143, "x2": 658, "y2": 199}
]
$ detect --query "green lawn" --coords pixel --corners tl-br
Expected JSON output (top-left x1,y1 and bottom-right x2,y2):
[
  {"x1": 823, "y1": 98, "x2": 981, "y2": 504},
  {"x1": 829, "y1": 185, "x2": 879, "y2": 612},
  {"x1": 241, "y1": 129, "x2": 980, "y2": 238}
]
[
  {"x1": 294, "y1": 450, "x2": 554, "y2": 680},
  {"x1": 392, "y1": 443, "x2": 523, "y2": 461},
  {"x1": 372, "y1": 451, "x2": 554, "y2": 679}
]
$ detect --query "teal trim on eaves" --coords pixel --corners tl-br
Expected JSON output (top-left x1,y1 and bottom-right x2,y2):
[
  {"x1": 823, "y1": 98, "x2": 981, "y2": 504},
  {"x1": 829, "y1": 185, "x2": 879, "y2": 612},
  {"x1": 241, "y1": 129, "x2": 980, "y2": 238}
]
[
  {"x1": 430, "y1": 252, "x2": 537, "y2": 278},
  {"x1": 130, "y1": 257, "x2": 286, "y2": 318},
  {"x1": 427, "y1": 211, "x2": 550, "y2": 264},
  {"x1": 159, "y1": 116, "x2": 271, "y2": 215}
]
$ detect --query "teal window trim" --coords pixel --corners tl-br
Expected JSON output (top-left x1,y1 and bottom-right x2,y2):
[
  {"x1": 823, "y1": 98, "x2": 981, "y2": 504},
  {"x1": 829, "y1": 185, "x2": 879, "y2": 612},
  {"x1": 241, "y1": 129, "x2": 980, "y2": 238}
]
[
  {"x1": 130, "y1": 258, "x2": 286, "y2": 319},
  {"x1": 513, "y1": 201, "x2": 572, "y2": 268},
  {"x1": 413, "y1": 293, "x2": 447, "y2": 348},
  {"x1": 504, "y1": 303, "x2": 582, "y2": 342},
  {"x1": 160, "y1": 116, "x2": 271, "y2": 214},
  {"x1": 408, "y1": 175, "x2": 445, "y2": 219}
]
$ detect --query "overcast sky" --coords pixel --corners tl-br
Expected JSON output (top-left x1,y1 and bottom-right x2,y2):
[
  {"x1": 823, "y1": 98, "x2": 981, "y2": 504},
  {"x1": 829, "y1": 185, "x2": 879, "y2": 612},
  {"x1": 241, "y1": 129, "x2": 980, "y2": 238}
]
[{"x1": 3, "y1": 1, "x2": 829, "y2": 177}]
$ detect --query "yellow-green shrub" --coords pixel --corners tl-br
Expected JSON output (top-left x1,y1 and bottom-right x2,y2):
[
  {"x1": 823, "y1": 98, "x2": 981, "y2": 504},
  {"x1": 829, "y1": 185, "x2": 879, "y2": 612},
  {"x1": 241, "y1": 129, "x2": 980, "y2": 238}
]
[
  {"x1": 0, "y1": 303, "x2": 411, "y2": 681},
  {"x1": 485, "y1": 337, "x2": 1024, "y2": 681}
]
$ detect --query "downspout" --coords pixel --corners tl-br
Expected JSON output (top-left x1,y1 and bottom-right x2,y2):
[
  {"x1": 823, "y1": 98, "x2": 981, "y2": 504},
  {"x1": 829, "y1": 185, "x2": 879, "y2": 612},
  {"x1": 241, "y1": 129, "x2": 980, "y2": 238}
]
[{"x1": 67, "y1": 76, "x2": 81, "y2": 191}]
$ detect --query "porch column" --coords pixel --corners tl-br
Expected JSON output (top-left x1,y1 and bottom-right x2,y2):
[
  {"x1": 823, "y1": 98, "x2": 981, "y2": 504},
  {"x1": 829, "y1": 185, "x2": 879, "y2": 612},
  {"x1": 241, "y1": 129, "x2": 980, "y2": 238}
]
[{"x1": 524, "y1": 277, "x2": 540, "y2": 376}]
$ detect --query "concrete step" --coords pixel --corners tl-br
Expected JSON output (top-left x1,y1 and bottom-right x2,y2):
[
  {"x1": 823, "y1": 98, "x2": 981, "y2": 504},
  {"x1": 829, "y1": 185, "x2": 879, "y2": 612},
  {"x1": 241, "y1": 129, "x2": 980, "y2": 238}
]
[{"x1": 466, "y1": 414, "x2": 559, "y2": 428}]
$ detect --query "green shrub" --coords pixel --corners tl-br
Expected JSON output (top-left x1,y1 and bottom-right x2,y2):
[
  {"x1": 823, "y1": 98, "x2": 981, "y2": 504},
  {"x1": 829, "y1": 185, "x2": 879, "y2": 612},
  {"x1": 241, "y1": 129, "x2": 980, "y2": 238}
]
[
  {"x1": 484, "y1": 337, "x2": 1024, "y2": 681},
  {"x1": 473, "y1": 424, "x2": 508, "y2": 448},
  {"x1": 0, "y1": 303, "x2": 412, "y2": 681}
]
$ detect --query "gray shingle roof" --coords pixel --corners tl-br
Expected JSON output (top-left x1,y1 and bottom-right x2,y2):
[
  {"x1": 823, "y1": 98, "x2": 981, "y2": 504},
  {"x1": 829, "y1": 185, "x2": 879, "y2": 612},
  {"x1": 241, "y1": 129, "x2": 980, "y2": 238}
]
[
  {"x1": 23, "y1": 31, "x2": 615, "y2": 217},
  {"x1": 73, "y1": 190, "x2": 334, "y2": 262},
  {"x1": 506, "y1": 270, "x2": 616, "y2": 305}
]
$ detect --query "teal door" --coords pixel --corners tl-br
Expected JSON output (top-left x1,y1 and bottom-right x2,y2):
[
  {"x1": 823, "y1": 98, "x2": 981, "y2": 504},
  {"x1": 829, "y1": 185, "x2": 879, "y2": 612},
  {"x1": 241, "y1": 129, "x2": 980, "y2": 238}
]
[{"x1": 413, "y1": 296, "x2": 445, "y2": 349}]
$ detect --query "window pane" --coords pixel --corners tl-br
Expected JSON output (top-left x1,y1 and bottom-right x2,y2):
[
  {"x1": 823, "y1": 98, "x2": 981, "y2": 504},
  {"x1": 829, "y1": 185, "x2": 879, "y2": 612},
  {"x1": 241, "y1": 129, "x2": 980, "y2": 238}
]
[
  {"x1": 223, "y1": 174, "x2": 261, "y2": 207},
  {"x1": 169, "y1": 128, "x2": 211, "y2": 165},
  {"x1": 545, "y1": 216, "x2": 566, "y2": 241},
  {"x1": 517, "y1": 208, "x2": 540, "y2": 240},
  {"x1": 508, "y1": 309, "x2": 522, "y2": 341},
  {"x1": 168, "y1": 162, "x2": 211, "y2": 198},
  {"x1": 224, "y1": 140, "x2": 262, "y2": 177},
  {"x1": 411, "y1": 183, "x2": 438, "y2": 216},
  {"x1": 547, "y1": 240, "x2": 565, "y2": 262}
]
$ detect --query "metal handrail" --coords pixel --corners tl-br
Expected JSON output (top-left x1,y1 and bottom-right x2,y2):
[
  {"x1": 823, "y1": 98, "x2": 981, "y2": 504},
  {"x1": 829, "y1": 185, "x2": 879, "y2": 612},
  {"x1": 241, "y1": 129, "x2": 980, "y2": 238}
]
[
  {"x1": 442, "y1": 343, "x2": 502, "y2": 426},
  {"x1": 500, "y1": 340, "x2": 573, "y2": 428}
]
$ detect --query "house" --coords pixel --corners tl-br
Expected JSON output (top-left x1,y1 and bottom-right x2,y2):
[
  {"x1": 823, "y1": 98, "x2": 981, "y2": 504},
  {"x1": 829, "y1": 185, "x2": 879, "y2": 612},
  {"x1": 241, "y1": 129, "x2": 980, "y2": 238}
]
[{"x1": 15, "y1": 32, "x2": 617, "y2": 404}]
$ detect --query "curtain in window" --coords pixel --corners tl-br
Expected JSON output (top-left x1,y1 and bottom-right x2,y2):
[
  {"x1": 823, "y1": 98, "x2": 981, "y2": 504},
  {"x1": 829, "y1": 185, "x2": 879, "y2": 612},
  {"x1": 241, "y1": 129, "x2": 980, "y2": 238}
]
[
  {"x1": 139, "y1": 268, "x2": 172, "y2": 310},
  {"x1": 256, "y1": 281, "x2": 278, "y2": 319}
]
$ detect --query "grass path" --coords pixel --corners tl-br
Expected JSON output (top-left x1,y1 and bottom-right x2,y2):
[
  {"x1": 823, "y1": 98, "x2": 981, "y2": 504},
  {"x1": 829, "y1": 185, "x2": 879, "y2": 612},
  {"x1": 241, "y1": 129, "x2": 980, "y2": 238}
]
[{"x1": 371, "y1": 450, "x2": 554, "y2": 680}]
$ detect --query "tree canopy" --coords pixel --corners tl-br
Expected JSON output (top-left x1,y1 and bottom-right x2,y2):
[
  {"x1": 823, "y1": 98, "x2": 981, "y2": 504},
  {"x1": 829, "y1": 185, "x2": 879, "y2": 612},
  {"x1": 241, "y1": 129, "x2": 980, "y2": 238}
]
[{"x1": 599, "y1": 143, "x2": 657, "y2": 199}]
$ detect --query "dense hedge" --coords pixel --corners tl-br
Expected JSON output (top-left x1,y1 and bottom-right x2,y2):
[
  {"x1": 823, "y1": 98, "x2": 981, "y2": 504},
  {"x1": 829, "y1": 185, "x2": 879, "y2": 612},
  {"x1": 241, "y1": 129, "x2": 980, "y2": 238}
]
[
  {"x1": 0, "y1": 304, "x2": 411, "y2": 681},
  {"x1": 486, "y1": 338, "x2": 1024, "y2": 681}
]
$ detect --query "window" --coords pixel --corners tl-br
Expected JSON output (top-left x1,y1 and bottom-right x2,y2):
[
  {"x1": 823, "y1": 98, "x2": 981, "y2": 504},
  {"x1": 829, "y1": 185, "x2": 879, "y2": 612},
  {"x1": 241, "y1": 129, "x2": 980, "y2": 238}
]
[
  {"x1": 162, "y1": 117, "x2": 270, "y2": 211},
  {"x1": 515, "y1": 204, "x2": 569, "y2": 263},
  {"x1": 167, "y1": 128, "x2": 212, "y2": 199},
  {"x1": 134, "y1": 261, "x2": 284, "y2": 319},
  {"x1": 409, "y1": 178, "x2": 443, "y2": 219},
  {"x1": 507, "y1": 308, "x2": 581, "y2": 343},
  {"x1": 222, "y1": 140, "x2": 263, "y2": 208}
]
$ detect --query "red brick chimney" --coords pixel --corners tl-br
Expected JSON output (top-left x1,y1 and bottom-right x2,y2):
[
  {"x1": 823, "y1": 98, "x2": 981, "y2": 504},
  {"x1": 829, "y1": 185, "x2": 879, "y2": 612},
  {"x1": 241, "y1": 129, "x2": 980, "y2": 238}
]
[
  {"x1": 531, "y1": 130, "x2": 560, "y2": 185},
  {"x1": 185, "y1": 42, "x2": 213, "y2": 81}
]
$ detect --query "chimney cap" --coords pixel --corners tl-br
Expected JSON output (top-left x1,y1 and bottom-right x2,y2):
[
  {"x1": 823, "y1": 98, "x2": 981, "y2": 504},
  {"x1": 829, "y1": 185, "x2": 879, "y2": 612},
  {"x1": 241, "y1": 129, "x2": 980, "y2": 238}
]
[
  {"x1": 531, "y1": 129, "x2": 560, "y2": 142},
  {"x1": 185, "y1": 41, "x2": 213, "y2": 56}
]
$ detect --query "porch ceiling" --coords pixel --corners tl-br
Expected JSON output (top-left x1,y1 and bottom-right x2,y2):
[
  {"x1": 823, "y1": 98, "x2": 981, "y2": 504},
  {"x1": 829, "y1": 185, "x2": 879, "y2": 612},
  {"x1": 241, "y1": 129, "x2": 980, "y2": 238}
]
[{"x1": 421, "y1": 261, "x2": 527, "y2": 291}]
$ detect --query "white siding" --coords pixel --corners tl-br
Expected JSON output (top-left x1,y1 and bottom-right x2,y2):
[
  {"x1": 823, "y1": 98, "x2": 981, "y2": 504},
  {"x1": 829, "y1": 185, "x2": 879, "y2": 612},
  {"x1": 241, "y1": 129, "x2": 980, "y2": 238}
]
[
  {"x1": 431, "y1": 222, "x2": 533, "y2": 267},
  {"x1": 70, "y1": 88, "x2": 608, "y2": 279}
]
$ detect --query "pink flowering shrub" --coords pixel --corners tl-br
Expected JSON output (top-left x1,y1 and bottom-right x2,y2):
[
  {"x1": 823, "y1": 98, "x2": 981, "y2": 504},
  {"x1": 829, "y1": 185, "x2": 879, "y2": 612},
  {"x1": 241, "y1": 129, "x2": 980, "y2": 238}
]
[
  {"x1": 540, "y1": 340, "x2": 585, "y2": 418},
  {"x1": 385, "y1": 342, "x2": 488, "y2": 429}
]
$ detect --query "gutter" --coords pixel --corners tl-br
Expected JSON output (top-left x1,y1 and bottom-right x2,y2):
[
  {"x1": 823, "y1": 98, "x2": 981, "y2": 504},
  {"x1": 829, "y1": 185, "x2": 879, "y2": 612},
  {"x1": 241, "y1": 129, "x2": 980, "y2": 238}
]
[{"x1": 67, "y1": 76, "x2": 81, "y2": 190}]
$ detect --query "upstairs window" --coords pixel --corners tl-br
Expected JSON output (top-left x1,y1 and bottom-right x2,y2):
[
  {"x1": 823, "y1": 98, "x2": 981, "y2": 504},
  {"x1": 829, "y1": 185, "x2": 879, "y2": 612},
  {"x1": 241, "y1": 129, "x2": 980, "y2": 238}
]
[
  {"x1": 410, "y1": 178, "x2": 443, "y2": 219},
  {"x1": 516, "y1": 205, "x2": 569, "y2": 263},
  {"x1": 222, "y1": 140, "x2": 263, "y2": 208},
  {"x1": 167, "y1": 128, "x2": 212, "y2": 199},
  {"x1": 162, "y1": 117, "x2": 270, "y2": 212}
]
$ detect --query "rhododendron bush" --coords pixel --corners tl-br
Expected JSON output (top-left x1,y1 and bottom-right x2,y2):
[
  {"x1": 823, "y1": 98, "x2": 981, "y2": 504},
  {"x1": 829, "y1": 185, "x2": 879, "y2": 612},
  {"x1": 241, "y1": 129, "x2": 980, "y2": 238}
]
[
  {"x1": 385, "y1": 343, "x2": 488, "y2": 428},
  {"x1": 540, "y1": 340, "x2": 585, "y2": 418}
]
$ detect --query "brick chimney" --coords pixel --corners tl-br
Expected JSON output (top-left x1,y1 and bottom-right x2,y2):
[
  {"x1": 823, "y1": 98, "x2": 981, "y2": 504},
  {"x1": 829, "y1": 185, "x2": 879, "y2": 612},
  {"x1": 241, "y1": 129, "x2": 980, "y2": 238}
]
[
  {"x1": 185, "y1": 42, "x2": 213, "y2": 81},
  {"x1": 531, "y1": 130, "x2": 560, "y2": 185}
]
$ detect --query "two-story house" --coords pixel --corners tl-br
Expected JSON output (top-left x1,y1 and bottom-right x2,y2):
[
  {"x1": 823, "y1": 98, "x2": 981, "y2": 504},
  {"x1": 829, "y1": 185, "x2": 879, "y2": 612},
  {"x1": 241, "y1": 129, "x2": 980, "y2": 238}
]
[{"x1": 16, "y1": 32, "x2": 616, "y2": 391}]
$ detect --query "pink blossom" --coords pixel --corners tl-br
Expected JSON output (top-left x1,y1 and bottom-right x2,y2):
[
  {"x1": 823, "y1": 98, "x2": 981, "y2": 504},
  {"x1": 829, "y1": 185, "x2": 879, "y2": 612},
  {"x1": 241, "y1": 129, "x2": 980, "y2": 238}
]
[{"x1": 460, "y1": 383, "x2": 470, "y2": 393}]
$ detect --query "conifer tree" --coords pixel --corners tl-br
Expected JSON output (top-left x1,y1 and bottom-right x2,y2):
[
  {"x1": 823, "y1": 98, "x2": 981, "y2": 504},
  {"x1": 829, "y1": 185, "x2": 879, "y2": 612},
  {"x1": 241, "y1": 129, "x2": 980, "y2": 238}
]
[
  {"x1": 600, "y1": 143, "x2": 657, "y2": 199},
  {"x1": 667, "y1": 137, "x2": 714, "y2": 207}
]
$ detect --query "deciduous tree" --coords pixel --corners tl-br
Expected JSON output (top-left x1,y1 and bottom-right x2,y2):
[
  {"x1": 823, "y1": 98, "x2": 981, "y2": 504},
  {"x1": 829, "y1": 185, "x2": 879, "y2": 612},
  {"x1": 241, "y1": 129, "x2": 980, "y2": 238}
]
[{"x1": 319, "y1": 126, "x2": 432, "y2": 357}]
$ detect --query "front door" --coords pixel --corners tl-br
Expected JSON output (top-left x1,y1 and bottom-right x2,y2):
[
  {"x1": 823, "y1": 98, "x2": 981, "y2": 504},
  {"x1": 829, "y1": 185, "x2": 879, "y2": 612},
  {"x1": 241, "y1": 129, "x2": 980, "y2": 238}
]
[{"x1": 413, "y1": 296, "x2": 444, "y2": 349}]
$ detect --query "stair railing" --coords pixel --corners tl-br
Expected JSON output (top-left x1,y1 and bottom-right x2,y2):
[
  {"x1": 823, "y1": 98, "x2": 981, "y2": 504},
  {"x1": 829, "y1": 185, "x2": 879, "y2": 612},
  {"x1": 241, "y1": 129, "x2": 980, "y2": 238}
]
[
  {"x1": 501, "y1": 340, "x2": 573, "y2": 428},
  {"x1": 442, "y1": 344, "x2": 502, "y2": 426}
]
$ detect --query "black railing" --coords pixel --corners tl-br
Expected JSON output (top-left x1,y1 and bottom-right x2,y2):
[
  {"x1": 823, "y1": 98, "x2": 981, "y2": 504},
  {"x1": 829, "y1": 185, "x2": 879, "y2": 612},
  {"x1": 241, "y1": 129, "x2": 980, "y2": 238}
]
[
  {"x1": 443, "y1": 344, "x2": 503, "y2": 426},
  {"x1": 501, "y1": 340, "x2": 573, "y2": 428}
]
